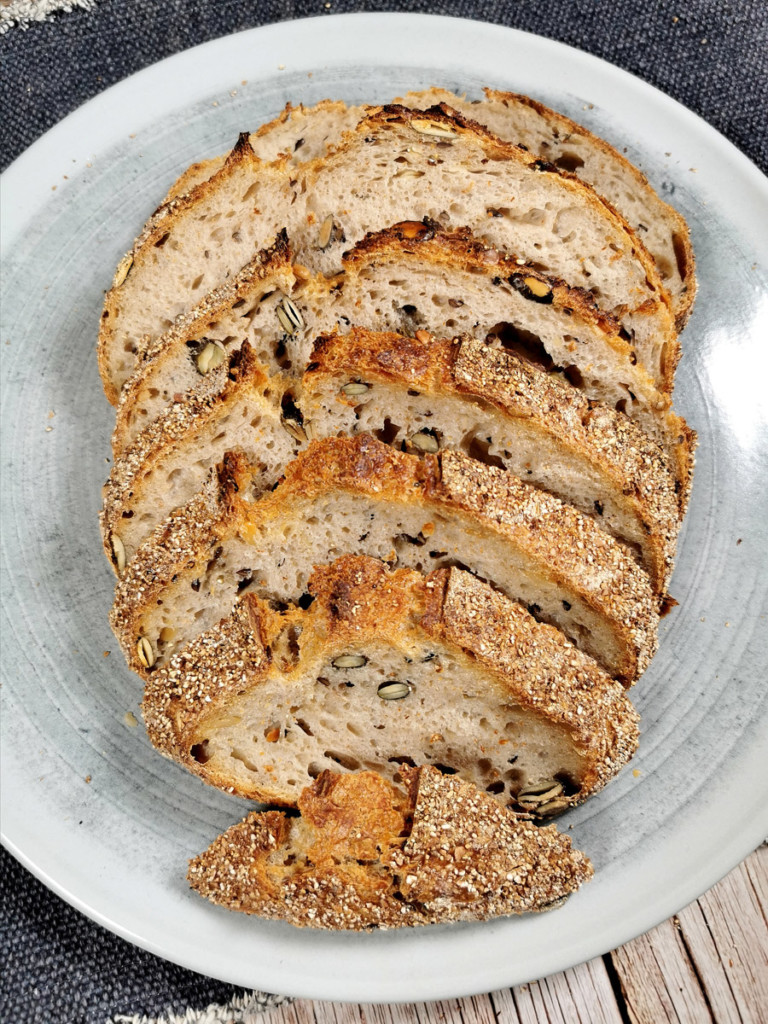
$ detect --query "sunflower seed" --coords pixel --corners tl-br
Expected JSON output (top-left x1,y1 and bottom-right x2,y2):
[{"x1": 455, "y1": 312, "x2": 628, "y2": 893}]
[
  {"x1": 535, "y1": 797, "x2": 570, "y2": 816},
  {"x1": 317, "y1": 215, "x2": 334, "y2": 249},
  {"x1": 407, "y1": 431, "x2": 439, "y2": 453},
  {"x1": 341, "y1": 382, "x2": 370, "y2": 397},
  {"x1": 332, "y1": 654, "x2": 368, "y2": 669},
  {"x1": 517, "y1": 781, "x2": 564, "y2": 808},
  {"x1": 411, "y1": 119, "x2": 458, "y2": 140},
  {"x1": 377, "y1": 681, "x2": 411, "y2": 700},
  {"x1": 394, "y1": 169, "x2": 425, "y2": 179},
  {"x1": 113, "y1": 253, "x2": 133, "y2": 288},
  {"x1": 196, "y1": 341, "x2": 225, "y2": 375},
  {"x1": 111, "y1": 534, "x2": 126, "y2": 573},
  {"x1": 276, "y1": 296, "x2": 304, "y2": 333},
  {"x1": 136, "y1": 637, "x2": 155, "y2": 669}
]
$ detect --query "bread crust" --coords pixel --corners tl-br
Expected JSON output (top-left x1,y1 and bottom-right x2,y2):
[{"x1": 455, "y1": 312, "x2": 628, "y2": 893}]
[
  {"x1": 141, "y1": 556, "x2": 639, "y2": 807},
  {"x1": 112, "y1": 434, "x2": 657, "y2": 683},
  {"x1": 187, "y1": 764, "x2": 595, "y2": 928},
  {"x1": 305, "y1": 327, "x2": 680, "y2": 596}
]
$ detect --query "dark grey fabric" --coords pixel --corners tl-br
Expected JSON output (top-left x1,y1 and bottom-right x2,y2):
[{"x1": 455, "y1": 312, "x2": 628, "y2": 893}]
[
  {"x1": 2, "y1": 0, "x2": 767, "y2": 172},
  {"x1": 1, "y1": 3, "x2": 766, "y2": 1023}
]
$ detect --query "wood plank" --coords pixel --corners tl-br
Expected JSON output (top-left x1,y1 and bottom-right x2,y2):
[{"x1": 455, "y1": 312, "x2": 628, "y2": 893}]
[
  {"x1": 682, "y1": 846, "x2": 768, "y2": 1023},
  {"x1": 502, "y1": 957, "x2": 623, "y2": 1023},
  {"x1": 611, "y1": 916, "x2": 713, "y2": 1023}
]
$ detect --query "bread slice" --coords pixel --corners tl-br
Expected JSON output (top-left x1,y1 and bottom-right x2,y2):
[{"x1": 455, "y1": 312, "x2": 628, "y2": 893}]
[
  {"x1": 187, "y1": 765, "x2": 594, "y2": 929},
  {"x1": 164, "y1": 89, "x2": 695, "y2": 329},
  {"x1": 99, "y1": 103, "x2": 677, "y2": 402},
  {"x1": 400, "y1": 88, "x2": 696, "y2": 328},
  {"x1": 110, "y1": 224, "x2": 694, "y2": 519},
  {"x1": 143, "y1": 554, "x2": 639, "y2": 810},
  {"x1": 112, "y1": 435, "x2": 658, "y2": 683},
  {"x1": 102, "y1": 330, "x2": 679, "y2": 599},
  {"x1": 160, "y1": 99, "x2": 368, "y2": 205}
]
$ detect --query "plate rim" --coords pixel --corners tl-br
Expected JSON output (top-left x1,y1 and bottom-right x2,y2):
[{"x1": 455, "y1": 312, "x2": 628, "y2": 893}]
[{"x1": 2, "y1": 10, "x2": 768, "y2": 1003}]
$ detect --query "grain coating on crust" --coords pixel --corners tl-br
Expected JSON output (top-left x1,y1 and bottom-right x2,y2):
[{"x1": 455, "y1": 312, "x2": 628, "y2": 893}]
[
  {"x1": 112, "y1": 434, "x2": 657, "y2": 682},
  {"x1": 187, "y1": 765, "x2": 594, "y2": 928},
  {"x1": 101, "y1": 344, "x2": 285, "y2": 568},
  {"x1": 142, "y1": 555, "x2": 638, "y2": 808},
  {"x1": 305, "y1": 327, "x2": 681, "y2": 595}
]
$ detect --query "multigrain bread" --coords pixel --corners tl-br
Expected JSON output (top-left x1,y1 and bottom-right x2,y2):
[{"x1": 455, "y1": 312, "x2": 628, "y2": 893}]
[
  {"x1": 112, "y1": 435, "x2": 658, "y2": 683},
  {"x1": 141, "y1": 555, "x2": 640, "y2": 808},
  {"x1": 400, "y1": 88, "x2": 696, "y2": 328},
  {"x1": 99, "y1": 104, "x2": 677, "y2": 401},
  {"x1": 187, "y1": 765, "x2": 594, "y2": 929},
  {"x1": 110, "y1": 224, "x2": 694, "y2": 516},
  {"x1": 160, "y1": 99, "x2": 367, "y2": 204},
  {"x1": 102, "y1": 330, "x2": 679, "y2": 599},
  {"x1": 162, "y1": 90, "x2": 695, "y2": 330}
]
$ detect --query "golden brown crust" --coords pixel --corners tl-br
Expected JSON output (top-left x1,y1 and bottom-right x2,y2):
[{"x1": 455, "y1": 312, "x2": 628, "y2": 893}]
[
  {"x1": 142, "y1": 554, "x2": 638, "y2": 808},
  {"x1": 112, "y1": 434, "x2": 657, "y2": 683},
  {"x1": 187, "y1": 765, "x2": 594, "y2": 929},
  {"x1": 305, "y1": 326, "x2": 681, "y2": 597}
]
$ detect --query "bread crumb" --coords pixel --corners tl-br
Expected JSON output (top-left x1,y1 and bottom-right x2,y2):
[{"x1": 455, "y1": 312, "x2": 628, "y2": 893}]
[
  {"x1": 124, "y1": 711, "x2": 138, "y2": 728},
  {"x1": 85, "y1": 775, "x2": 92, "y2": 783},
  {"x1": 725, "y1": 621, "x2": 730, "y2": 627},
  {"x1": 736, "y1": 538, "x2": 742, "y2": 545},
  {"x1": 632, "y1": 769, "x2": 641, "y2": 777},
  {"x1": 278, "y1": 64, "x2": 286, "y2": 71},
  {"x1": 44, "y1": 426, "x2": 53, "y2": 433},
  {"x1": 241, "y1": 80, "x2": 247, "y2": 86},
  {"x1": 103, "y1": 650, "x2": 110, "y2": 657},
  {"x1": 47, "y1": 410, "x2": 55, "y2": 418}
]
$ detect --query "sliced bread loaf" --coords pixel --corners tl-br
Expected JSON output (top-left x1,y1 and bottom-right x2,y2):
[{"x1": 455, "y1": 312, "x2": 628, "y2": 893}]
[
  {"x1": 187, "y1": 765, "x2": 594, "y2": 928},
  {"x1": 401, "y1": 88, "x2": 696, "y2": 328},
  {"x1": 99, "y1": 104, "x2": 676, "y2": 401},
  {"x1": 142, "y1": 555, "x2": 639, "y2": 809},
  {"x1": 102, "y1": 330, "x2": 679, "y2": 599},
  {"x1": 112, "y1": 435, "x2": 658, "y2": 683},
  {"x1": 110, "y1": 224, "x2": 694, "y2": 519}
]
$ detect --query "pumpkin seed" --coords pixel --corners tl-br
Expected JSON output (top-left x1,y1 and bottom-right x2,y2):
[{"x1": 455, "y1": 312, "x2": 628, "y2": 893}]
[
  {"x1": 196, "y1": 341, "x2": 225, "y2": 375},
  {"x1": 377, "y1": 681, "x2": 411, "y2": 700},
  {"x1": 136, "y1": 637, "x2": 155, "y2": 669},
  {"x1": 281, "y1": 417, "x2": 308, "y2": 443},
  {"x1": 411, "y1": 119, "x2": 458, "y2": 140},
  {"x1": 341, "y1": 382, "x2": 370, "y2": 397},
  {"x1": 407, "y1": 431, "x2": 439, "y2": 453},
  {"x1": 517, "y1": 780, "x2": 564, "y2": 808},
  {"x1": 276, "y1": 296, "x2": 304, "y2": 333},
  {"x1": 332, "y1": 654, "x2": 368, "y2": 669},
  {"x1": 111, "y1": 534, "x2": 126, "y2": 573},
  {"x1": 113, "y1": 253, "x2": 133, "y2": 288},
  {"x1": 317, "y1": 215, "x2": 334, "y2": 249}
]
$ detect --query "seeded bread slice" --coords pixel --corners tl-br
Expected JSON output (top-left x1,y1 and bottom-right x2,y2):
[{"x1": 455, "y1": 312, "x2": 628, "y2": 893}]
[
  {"x1": 161, "y1": 99, "x2": 368, "y2": 205},
  {"x1": 142, "y1": 555, "x2": 639, "y2": 808},
  {"x1": 102, "y1": 330, "x2": 679, "y2": 598},
  {"x1": 112, "y1": 435, "x2": 658, "y2": 683},
  {"x1": 400, "y1": 88, "x2": 696, "y2": 329},
  {"x1": 99, "y1": 104, "x2": 676, "y2": 402},
  {"x1": 111, "y1": 224, "x2": 694, "y2": 520},
  {"x1": 187, "y1": 765, "x2": 594, "y2": 929}
]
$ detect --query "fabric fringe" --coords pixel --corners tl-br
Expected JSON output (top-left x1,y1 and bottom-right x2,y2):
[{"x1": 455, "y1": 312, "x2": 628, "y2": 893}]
[
  {"x1": 108, "y1": 990, "x2": 291, "y2": 1024},
  {"x1": 0, "y1": 0, "x2": 102, "y2": 35}
]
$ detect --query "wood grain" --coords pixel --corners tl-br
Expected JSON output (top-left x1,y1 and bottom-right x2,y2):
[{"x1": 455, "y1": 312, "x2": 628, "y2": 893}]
[{"x1": 258, "y1": 846, "x2": 767, "y2": 1024}]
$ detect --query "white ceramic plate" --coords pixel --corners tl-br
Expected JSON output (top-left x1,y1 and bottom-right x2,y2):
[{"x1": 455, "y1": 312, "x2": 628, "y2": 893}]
[{"x1": 2, "y1": 12, "x2": 767, "y2": 1004}]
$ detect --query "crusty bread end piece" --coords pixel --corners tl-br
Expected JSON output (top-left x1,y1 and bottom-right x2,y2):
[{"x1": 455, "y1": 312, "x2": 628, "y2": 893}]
[{"x1": 188, "y1": 766, "x2": 594, "y2": 929}]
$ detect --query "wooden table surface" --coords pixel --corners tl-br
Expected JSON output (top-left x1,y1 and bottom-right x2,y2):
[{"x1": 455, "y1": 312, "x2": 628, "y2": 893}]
[{"x1": 256, "y1": 845, "x2": 766, "y2": 1024}]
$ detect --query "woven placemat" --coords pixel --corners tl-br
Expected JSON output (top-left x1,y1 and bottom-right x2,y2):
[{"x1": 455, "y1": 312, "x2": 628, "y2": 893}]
[{"x1": 1, "y1": 3, "x2": 767, "y2": 1023}]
